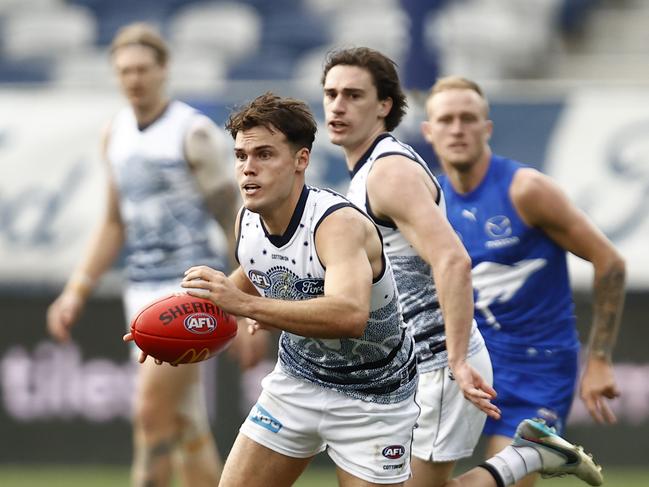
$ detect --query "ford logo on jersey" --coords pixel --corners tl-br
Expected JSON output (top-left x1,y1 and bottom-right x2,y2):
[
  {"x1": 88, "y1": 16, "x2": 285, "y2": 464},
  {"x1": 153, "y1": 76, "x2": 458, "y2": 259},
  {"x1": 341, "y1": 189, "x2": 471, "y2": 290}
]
[
  {"x1": 382, "y1": 445, "x2": 405, "y2": 459},
  {"x1": 183, "y1": 313, "x2": 216, "y2": 335},
  {"x1": 293, "y1": 278, "x2": 324, "y2": 296}
]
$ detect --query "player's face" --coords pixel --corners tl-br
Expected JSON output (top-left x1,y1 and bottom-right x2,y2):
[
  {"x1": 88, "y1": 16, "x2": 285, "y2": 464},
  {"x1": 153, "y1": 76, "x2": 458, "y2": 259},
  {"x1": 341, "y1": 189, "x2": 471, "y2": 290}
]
[
  {"x1": 112, "y1": 44, "x2": 167, "y2": 111},
  {"x1": 423, "y1": 88, "x2": 492, "y2": 172},
  {"x1": 234, "y1": 126, "x2": 308, "y2": 216},
  {"x1": 323, "y1": 65, "x2": 392, "y2": 153}
]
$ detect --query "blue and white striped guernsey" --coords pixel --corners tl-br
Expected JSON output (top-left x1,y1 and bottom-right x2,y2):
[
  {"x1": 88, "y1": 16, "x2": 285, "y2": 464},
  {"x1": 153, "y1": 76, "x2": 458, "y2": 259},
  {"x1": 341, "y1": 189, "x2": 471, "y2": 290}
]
[
  {"x1": 236, "y1": 185, "x2": 417, "y2": 404},
  {"x1": 107, "y1": 100, "x2": 227, "y2": 283},
  {"x1": 347, "y1": 133, "x2": 484, "y2": 373}
]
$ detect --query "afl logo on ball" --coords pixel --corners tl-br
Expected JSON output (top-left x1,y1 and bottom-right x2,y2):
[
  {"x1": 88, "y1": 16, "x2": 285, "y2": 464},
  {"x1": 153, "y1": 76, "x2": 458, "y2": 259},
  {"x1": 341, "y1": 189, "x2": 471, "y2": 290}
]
[{"x1": 183, "y1": 313, "x2": 217, "y2": 334}]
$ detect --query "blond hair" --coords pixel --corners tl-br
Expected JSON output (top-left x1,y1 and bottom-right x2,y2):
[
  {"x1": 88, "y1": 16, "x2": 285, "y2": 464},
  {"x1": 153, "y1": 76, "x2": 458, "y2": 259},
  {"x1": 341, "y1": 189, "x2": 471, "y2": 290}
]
[
  {"x1": 110, "y1": 22, "x2": 169, "y2": 66},
  {"x1": 427, "y1": 76, "x2": 489, "y2": 115}
]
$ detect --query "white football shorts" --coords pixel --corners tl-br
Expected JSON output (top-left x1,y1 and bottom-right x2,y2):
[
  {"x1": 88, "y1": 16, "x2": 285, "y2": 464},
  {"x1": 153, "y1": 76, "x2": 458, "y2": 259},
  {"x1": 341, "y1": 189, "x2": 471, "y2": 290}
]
[
  {"x1": 411, "y1": 344, "x2": 493, "y2": 462},
  {"x1": 241, "y1": 364, "x2": 420, "y2": 484},
  {"x1": 123, "y1": 279, "x2": 212, "y2": 437},
  {"x1": 123, "y1": 279, "x2": 184, "y2": 360}
]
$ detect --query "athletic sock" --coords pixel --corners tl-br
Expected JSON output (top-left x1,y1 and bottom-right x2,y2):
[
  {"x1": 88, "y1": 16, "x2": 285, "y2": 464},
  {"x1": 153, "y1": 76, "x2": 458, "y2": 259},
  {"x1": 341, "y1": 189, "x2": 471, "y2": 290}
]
[{"x1": 483, "y1": 445, "x2": 543, "y2": 486}]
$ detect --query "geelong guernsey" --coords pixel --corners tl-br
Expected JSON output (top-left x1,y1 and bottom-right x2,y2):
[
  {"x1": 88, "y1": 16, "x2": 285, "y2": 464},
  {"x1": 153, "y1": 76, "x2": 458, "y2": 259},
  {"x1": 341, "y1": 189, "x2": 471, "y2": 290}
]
[
  {"x1": 347, "y1": 133, "x2": 484, "y2": 373},
  {"x1": 439, "y1": 155, "x2": 578, "y2": 353},
  {"x1": 236, "y1": 185, "x2": 417, "y2": 404},
  {"x1": 107, "y1": 101, "x2": 226, "y2": 283}
]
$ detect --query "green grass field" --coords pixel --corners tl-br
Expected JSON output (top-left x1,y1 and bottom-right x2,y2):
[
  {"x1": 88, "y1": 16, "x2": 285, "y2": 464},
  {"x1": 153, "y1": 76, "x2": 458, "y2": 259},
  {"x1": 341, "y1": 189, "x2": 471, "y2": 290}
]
[{"x1": 0, "y1": 465, "x2": 647, "y2": 486}]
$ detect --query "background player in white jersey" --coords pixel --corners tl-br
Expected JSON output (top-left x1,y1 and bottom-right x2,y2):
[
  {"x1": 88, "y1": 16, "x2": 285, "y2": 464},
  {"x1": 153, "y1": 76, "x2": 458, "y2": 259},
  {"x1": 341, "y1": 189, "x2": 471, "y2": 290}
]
[
  {"x1": 422, "y1": 76, "x2": 625, "y2": 487},
  {"x1": 322, "y1": 46, "x2": 496, "y2": 487},
  {"x1": 46, "y1": 23, "x2": 240, "y2": 486},
  {"x1": 321, "y1": 47, "x2": 605, "y2": 487},
  {"x1": 176, "y1": 92, "x2": 420, "y2": 487}
]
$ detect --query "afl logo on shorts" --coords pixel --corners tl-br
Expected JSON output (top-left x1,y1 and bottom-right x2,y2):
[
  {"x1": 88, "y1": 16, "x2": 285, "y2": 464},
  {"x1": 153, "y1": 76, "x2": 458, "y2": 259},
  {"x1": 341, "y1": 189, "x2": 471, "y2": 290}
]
[
  {"x1": 183, "y1": 313, "x2": 217, "y2": 334},
  {"x1": 248, "y1": 269, "x2": 271, "y2": 289},
  {"x1": 382, "y1": 445, "x2": 405, "y2": 459}
]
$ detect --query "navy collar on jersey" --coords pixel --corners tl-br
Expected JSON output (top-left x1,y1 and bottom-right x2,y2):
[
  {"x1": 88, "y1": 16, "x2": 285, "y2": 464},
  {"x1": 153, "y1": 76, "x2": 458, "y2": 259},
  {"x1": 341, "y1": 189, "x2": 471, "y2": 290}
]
[
  {"x1": 137, "y1": 101, "x2": 172, "y2": 132},
  {"x1": 261, "y1": 185, "x2": 310, "y2": 248},
  {"x1": 349, "y1": 132, "x2": 393, "y2": 178}
]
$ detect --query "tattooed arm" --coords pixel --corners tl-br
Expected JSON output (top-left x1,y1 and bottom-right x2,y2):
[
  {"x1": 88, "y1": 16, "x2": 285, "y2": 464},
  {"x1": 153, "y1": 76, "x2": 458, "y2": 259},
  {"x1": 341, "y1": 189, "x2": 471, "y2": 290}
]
[
  {"x1": 588, "y1": 265, "x2": 625, "y2": 360},
  {"x1": 511, "y1": 168, "x2": 626, "y2": 424},
  {"x1": 578, "y1": 259, "x2": 626, "y2": 423}
]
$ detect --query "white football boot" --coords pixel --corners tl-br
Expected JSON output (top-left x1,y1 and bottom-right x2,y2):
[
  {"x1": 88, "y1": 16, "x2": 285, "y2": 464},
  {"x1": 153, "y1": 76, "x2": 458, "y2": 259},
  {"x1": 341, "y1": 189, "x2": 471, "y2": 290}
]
[{"x1": 513, "y1": 418, "x2": 603, "y2": 486}]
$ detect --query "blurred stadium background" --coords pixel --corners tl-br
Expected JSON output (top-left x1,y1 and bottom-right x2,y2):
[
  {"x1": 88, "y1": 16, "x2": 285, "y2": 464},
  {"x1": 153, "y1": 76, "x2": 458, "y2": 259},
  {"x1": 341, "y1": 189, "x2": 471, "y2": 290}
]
[{"x1": 1, "y1": 0, "x2": 648, "y2": 485}]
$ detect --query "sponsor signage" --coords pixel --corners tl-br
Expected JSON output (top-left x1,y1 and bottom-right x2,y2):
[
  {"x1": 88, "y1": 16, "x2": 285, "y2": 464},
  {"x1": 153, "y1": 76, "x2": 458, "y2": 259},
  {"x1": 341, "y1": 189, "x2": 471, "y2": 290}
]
[
  {"x1": 545, "y1": 89, "x2": 649, "y2": 290},
  {"x1": 0, "y1": 90, "x2": 120, "y2": 291}
]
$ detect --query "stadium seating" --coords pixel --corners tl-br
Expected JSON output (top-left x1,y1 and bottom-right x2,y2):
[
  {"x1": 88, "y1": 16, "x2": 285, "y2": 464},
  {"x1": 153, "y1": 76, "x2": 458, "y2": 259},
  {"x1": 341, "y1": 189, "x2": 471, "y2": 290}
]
[
  {"x1": 0, "y1": 0, "x2": 605, "y2": 86},
  {"x1": 2, "y1": 4, "x2": 96, "y2": 59},
  {"x1": 169, "y1": 1, "x2": 261, "y2": 66},
  {"x1": 424, "y1": 0, "x2": 564, "y2": 80},
  {"x1": 0, "y1": 57, "x2": 53, "y2": 83}
]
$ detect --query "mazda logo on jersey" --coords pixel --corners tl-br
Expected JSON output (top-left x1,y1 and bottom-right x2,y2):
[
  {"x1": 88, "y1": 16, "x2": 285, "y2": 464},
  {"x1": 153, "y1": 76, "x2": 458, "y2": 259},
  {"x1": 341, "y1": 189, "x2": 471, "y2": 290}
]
[
  {"x1": 248, "y1": 270, "x2": 271, "y2": 289},
  {"x1": 485, "y1": 215, "x2": 512, "y2": 238},
  {"x1": 382, "y1": 445, "x2": 405, "y2": 459},
  {"x1": 293, "y1": 278, "x2": 324, "y2": 296}
]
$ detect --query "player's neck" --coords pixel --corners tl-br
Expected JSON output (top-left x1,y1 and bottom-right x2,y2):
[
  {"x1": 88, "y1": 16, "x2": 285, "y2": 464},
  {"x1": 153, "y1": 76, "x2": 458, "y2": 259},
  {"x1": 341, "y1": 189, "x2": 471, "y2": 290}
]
[
  {"x1": 260, "y1": 183, "x2": 305, "y2": 236},
  {"x1": 132, "y1": 97, "x2": 170, "y2": 129},
  {"x1": 344, "y1": 127, "x2": 387, "y2": 171},
  {"x1": 447, "y1": 150, "x2": 491, "y2": 194}
]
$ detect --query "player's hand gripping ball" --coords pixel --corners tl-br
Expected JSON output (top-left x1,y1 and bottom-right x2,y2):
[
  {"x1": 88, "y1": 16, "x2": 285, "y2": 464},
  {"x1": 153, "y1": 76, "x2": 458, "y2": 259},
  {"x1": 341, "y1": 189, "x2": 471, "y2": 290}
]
[{"x1": 130, "y1": 293, "x2": 237, "y2": 365}]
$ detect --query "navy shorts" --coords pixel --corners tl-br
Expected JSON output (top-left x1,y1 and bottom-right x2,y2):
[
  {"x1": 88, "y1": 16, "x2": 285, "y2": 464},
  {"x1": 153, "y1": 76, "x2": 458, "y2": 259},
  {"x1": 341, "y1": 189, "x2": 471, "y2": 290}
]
[{"x1": 482, "y1": 344, "x2": 579, "y2": 438}]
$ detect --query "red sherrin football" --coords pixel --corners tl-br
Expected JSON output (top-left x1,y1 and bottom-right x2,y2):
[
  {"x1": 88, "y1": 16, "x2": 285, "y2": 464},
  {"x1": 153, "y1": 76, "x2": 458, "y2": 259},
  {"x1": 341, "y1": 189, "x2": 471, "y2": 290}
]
[{"x1": 130, "y1": 293, "x2": 238, "y2": 365}]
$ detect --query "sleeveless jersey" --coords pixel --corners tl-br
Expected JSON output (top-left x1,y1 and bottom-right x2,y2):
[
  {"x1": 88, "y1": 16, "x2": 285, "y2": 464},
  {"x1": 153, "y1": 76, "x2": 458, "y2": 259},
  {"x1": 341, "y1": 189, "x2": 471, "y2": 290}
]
[
  {"x1": 439, "y1": 155, "x2": 579, "y2": 354},
  {"x1": 107, "y1": 101, "x2": 226, "y2": 283},
  {"x1": 236, "y1": 185, "x2": 417, "y2": 404},
  {"x1": 347, "y1": 133, "x2": 484, "y2": 373}
]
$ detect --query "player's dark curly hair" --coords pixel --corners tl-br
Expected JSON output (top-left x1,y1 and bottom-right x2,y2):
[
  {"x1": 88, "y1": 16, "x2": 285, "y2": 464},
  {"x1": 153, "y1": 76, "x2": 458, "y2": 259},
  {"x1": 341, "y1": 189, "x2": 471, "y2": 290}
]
[
  {"x1": 321, "y1": 47, "x2": 407, "y2": 132},
  {"x1": 226, "y1": 92, "x2": 317, "y2": 151}
]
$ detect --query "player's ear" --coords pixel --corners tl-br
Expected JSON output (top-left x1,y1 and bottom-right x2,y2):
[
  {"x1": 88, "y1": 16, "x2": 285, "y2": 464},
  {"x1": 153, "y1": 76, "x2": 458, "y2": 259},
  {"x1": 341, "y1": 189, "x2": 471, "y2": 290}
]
[
  {"x1": 295, "y1": 147, "x2": 310, "y2": 173},
  {"x1": 485, "y1": 119, "x2": 494, "y2": 141},
  {"x1": 421, "y1": 121, "x2": 433, "y2": 143},
  {"x1": 379, "y1": 97, "x2": 393, "y2": 118},
  {"x1": 159, "y1": 59, "x2": 170, "y2": 79}
]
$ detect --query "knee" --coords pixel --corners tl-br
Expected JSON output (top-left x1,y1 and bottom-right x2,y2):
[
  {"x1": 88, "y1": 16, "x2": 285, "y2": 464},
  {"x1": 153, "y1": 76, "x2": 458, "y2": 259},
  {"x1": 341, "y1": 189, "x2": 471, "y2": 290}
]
[{"x1": 133, "y1": 394, "x2": 176, "y2": 438}]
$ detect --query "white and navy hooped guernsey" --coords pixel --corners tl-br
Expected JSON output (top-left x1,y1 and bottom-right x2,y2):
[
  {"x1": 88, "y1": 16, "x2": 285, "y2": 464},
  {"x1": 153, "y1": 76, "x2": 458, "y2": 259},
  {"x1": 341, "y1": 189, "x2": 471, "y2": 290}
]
[
  {"x1": 107, "y1": 101, "x2": 227, "y2": 283},
  {"x1": 346, "y1": 133, "x2": 484, "y2": 373},
  {"x1": 236, "y1": 185, "x2": 417, "y2": 404}
]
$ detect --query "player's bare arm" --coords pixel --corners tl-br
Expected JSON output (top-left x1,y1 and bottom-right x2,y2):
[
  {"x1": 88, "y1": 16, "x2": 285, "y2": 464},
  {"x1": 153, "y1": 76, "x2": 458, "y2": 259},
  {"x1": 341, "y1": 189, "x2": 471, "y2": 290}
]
[
  {"x1": 222, "y1": 265, "x2": 270, "y2": 369},
  {"x1": 182, "y1": 207, "x2": 375, "y2": 339},
  {"x1": 367, "y1": 156, "x2": 500, "y2": 417},
  {"x1": 366, "y1": 156, "x2": 473, "y2": 363},
  {"x1": 47, "y1": 126, "x2": 126, "y2": 342},
  {"x1": 512, "y1": 168, "x2": 626, "y2": 423},
  {"x1": 223, "y1": 206, "x2": 270, "y2": 367},
  {"x1": 185, "y1": 115, "x2": 240, "y2": 267},
  {"x1": 511, "y1": 168, "x2": 626, "y2": 357},
  {"x1": 71, "y1": 125, "x2": 127, "y2": 288}
]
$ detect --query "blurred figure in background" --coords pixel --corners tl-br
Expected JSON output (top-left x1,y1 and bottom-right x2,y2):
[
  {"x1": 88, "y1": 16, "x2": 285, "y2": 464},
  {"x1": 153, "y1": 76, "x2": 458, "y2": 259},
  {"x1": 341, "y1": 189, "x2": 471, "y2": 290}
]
[
  {"x1": 321, "y1": 46, "x2": 497, "y2": 487},
  {"x1": 46, "y1": 22, "x2": 240, "y2": 486},
  {"x1": 423, "y1": 75, "x2": 626, "y2": 487}
]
